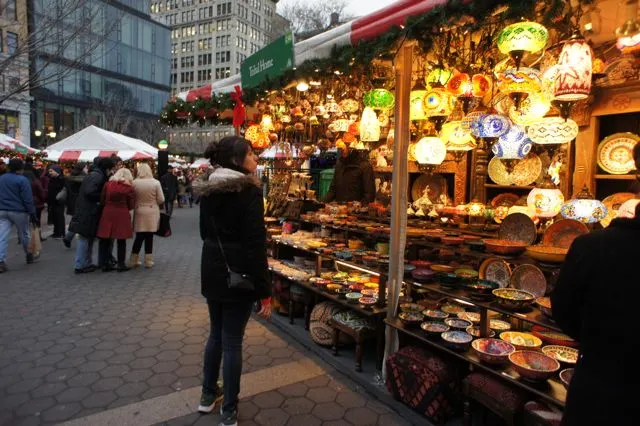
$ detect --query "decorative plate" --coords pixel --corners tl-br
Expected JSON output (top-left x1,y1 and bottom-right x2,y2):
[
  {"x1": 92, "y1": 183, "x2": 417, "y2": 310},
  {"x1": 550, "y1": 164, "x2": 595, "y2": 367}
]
[
  {"x1": 600, "y1": 192, "x2": 637, "y2": 228},
  {"x1": 488, "y1": 156, "x2": 513, "y2": 185},
  {"x1": 441, "y1": 303, "x2": 466, "y2": 315},
  {"x1": 531, "y1": 325, "x2": 578, "y2": 347},
  {"x1": 411, "y1": 174, "x2": 447, "y2": 203},
  {"x1": 479, "y1": 257, "x2": 512, "y2": 288},
  {"x1": 487, "y1": 154, "x2": 542, "y2": 186},
  {"x1": 498, "y1": 213, "x2": 537, "y2": 245},
  {"x1": 596, "y1": 132, "x2": 639, "y2": 175},
  {"x1": 542, "y1": 345, "x2": 579, "y2": 364},
  {"x1": 509, "y1": 264, "x2": 547, "y2": 297},
  {"x1": 491, "y1": 193, "x2": 520, "y2": 208},
  {"x1": 542, "y1": 219, "x2": 589, "y2": 249},
  {"x1": 457, "y1": 311, "x2": 481, "y2": 323},
  {"x1": 489, "y1": 319, "x2": 512, "y2": 331}
]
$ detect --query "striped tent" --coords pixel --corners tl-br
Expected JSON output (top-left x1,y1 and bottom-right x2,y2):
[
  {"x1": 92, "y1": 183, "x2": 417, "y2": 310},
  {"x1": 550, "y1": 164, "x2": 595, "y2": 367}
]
[{"x1": 0, "y1": 133, "x2": 41, "y2": 155}]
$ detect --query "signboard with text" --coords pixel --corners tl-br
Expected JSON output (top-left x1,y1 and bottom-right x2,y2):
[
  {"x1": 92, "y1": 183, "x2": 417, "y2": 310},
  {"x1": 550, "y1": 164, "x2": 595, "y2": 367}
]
[{"x1": 241, "y1": 32, "x2": 294, "y2": 88}]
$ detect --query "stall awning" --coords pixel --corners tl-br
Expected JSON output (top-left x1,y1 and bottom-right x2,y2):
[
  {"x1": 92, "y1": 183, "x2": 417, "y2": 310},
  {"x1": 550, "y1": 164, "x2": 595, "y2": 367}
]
[
  {"x1": 45, "y1": 150, "x2": 155, "y2": 162},
  {"x1": 0, "y1": 133, "x2": 41, "y2": 154},
  {"x1": 174, "y1": 0, "x2": 447, "y2": 101}
]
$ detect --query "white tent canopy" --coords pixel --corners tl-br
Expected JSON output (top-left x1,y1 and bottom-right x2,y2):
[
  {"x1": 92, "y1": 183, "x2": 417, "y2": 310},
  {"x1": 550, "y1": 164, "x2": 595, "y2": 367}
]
[
  {"x1": 189, "y1": 158, "x2": 211, "y2": 169},
  {"x1": 45, "y1": 126, "x2": 158, "y2": 162}
]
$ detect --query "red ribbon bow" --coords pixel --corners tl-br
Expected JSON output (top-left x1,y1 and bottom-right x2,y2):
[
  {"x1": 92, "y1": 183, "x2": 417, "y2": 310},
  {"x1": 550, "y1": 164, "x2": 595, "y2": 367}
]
[{"x1": 231, "y1": 85, "x2": 245, "y2": 128}]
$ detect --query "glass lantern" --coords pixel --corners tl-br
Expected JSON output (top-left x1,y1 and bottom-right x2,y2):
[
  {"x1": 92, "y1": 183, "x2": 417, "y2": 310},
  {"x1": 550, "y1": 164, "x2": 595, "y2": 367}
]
[
  {"x1": 441, "y1": 121, "x2": 477, "y2": 151},
  {"x1": 527, "y1": 184, "x2": 565, "y2": 218},
  {"x1": 509, "y1": 91, "x2": 551, "y2": 126},
  {"x1": 493, "y1": 124, "x2": 532, "y2": 159},
  {"x1": 410, "y1": 89, "x2": 428, "y2": 120},
  {"x1": 359, "y1": 107, "x2": 381, "y2": 142},
  {"x1": 554, "y1": 35, "x2": 593, "y2": 102},
  {"x1": 560, "y1": 186, "x2": 608, "y2": 224},
  {"x1": 480, "y1": 114, "x2": 511, "y2": 138},
  {"x1": 414, "y1": 136, "x2": 447, "y2": 166},
  {"x1": 424, "y1": 86, "x2": 456, "y2": 118},
  {"x1": 527, "y1": 117, "x2": 579, "y2": 145},
  {"x1": 497, "y1": 21, "x2": 549, "y2": 67},
  {"x1": 363, "y1": 89, "x2": 395, "y2": 110}
]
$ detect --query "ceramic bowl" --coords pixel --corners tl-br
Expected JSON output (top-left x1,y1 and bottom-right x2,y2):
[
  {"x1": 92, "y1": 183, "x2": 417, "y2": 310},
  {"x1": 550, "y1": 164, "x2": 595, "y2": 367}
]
[
  {"x1": 349, "y1": 284, "x2": 364, "y2": 292},
  {"x1": 442, "y1": 236, "x2": 464, "y2": 246},
  {"x1": 410, "y1": 260, "x2": 432, "y2": 268},
  {"x1": 404, "y1": 264, "x2": 417, "y2": 276},
  {"x1": 466, "y1": 279, "x2": 500, "y2": 298},
  {"x1": 423, "y1": 309, "x2": 449, "y2": 321},
  {"x1": 364, "y1": 282, "x2": 379, "y2": 289},
  {"x1": 431, "y1": 264, "x2": 455, "y2": 273},
  {"x1": 444, "y1": 318, "x2": 473, "y2": 330},
  {"x1": 399, "y1": 311, "x2": 424, "y2": 327},
  {"x1": 526, "y1": 245, "x2": 568, "y2": 264},
  {"x1": 441, "y1": 331, "x2": 473, "y2": 351},
  {"x1": 346, "y1": 292, "x2": 363, "y2": 303},
  {"x1": 440, "y1": 303, "x2": 466, "y2": 315},
  {"x1": 411, "y1": 268, "x2": 436, "y2": 283},
  {"x1": 559, "y1": 368, "x2": 574, "y2": 389},
  {"x1": 541, "y1": 345, "x2": 579, "y2": 365},
  {"x1": 455, "y1": 268, "x2": 479, "y2": 280},
  {"x1": 400, "y1": 303, "x2": 423, "y2": 313},
  {"x1": 536, "y1": 297, "x2": 553, "y2": 317},
  {"x1": 500, "y1": 331, "x2": 543, "y2": 351},
  {"x1": 362, "y1": 256, "x2": 378, "y2": 267},
  {"x1": 489, "y1": 319, "x2": 512, "y2": 332},
  {"x1": 466, "y1": 326, "x2": 496, "y2": 338},
  {"x1": 492, "y1": 288, "x2": 536, "y2": 310},
  {"x1": 326, "y1": 284, "x2": 343, "y2": 293},
  {"x1": 361, "y1": 289, "x2": 378, "y2": 298},
  {"x1": 359, "y1": 297, "x2": 377, "y2": 309},
  {"x1": 509, "y1": 350, "x2": 560, "y2": 382},
  {"x1": 457, "y1": 312, "x2": 481, "y2": 323},
  {"x1": 472, "y1": 338, "x2": 516, "y2": 365},
  {"x1": 483, "y1": 239, "x2": 528, "y2": 256},
  {"x1": 421, "y1": 321, "x2": 450, "y2": 337}
]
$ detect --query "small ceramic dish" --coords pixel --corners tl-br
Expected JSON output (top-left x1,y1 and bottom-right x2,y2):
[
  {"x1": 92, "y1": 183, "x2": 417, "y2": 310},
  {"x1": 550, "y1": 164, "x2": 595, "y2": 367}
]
[
  {"x1": 465, "y1": 280, "x2": 500, "y2": 298},
  {"x1": 404, "y1": 264, "x2": 417, "y2": 275},
  {"x1": 441, "y1": 303, "x2": 465, "y2": 315},
  {"x1": 536, "y1": 297, "x2": 553, "y2": 317},
  {"x1": 490, "y1": 319, "x2": 512, "y2": 331},
  {"x1": 541, "y1": 345, "x2": 579, "y2": 365},
  {"x1": 441, "y1": 331, "x2": 473, "y2": 351},
  {"x1": 492, "y1": 288, "x2": 536, "y2": 310},
  {"x1": 337, "y1": 288, "x2": 350, "y2": 298},
  {"x1": 444, "y1": 318, "x2": 473, "y2": 330},
  {"x1": 361, "y1": 289, "x2": 378, "y2": 297},
  {"x1": 500, "y1": 331, "x2": 543, "y2": 351},
  {"x1": 472, "y1": 338, "x2": 515, "y2": 365},
  {"x1": 431, "y1": 264, "x2": 455, "y2": 273},
  {"x1": 364, "y1": 282, "x2": 379, "y2": 289},
  {"x1": 559, "y1": 368, "x2": 574, "y2": 389},
  {"x1": 531, "y1": 325, "x2": 578, "y2": 348},
  {"x1": 436, "y1": 273, "x2": 461, "y2": 288},
  {"x1": 466, "y1": 326, "x2": 496, "y2": 338},
  {"x1": 411, "y1": 268, "x2": 436, "y2": 283},
  {"x1": 455, "y1": 268, "x2": 479, "y2": 280},
  {"x1": 423, "y1": 309, "x2": 449, "y2": 321},
  {"x1": 326, "y1": 284, "x2": 343, "y2": 292},
  {"x1": 457, "y1": 312, "x2": 481, "y2": 323},
  {"x1": 359, "y1": 297, "x2": 377, "y2": 309},
  {"x1": 349, "y1": 284, "x2": 364, "y2": 292},
  {"x1": 483, "y1": 239, "x2": 528, "y2": 256},
  {"x1": 509, "y1": 350, "x2": 560, "y2": 382},
  {"x1": 346, "y1": 292, "x2": 363, "y2": 303},
  {"x1": 362, "y1": 256, "x2": 378, "y2": 267},
  {"x1": 400, "y1": 303, "x2": 423, "y2": 313},
  {"x1": 410, "y1": 260, "x2": 432, "y2": 268},
  {"x1": 421, "y1": 321, "x2": 450, "y2": 337},
  {"x1": 526, "y1": 245, "x2": 568, "y2": 264},
  {"x1": 399, "y1": 311, "x2": 424, "y2": 327}
]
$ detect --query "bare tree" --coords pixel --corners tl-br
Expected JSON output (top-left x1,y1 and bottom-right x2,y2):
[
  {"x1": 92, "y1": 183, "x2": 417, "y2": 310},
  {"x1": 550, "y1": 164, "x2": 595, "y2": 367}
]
[
  {"x1": 0, "y1": 0, "x2": 122, "y2": 105},
  {"x1": 278, "y1": 0, "x2": 352, "y2": 35},
  {"x1": 129, "y1": 118, "x2": 167, "y2": 145}
]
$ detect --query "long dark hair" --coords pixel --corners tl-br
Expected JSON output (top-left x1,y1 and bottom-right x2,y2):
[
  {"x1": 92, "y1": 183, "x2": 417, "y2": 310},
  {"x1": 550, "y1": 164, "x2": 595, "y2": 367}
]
[{"x1": 204, "y1": 136, "x2": 252, "y2": 174}]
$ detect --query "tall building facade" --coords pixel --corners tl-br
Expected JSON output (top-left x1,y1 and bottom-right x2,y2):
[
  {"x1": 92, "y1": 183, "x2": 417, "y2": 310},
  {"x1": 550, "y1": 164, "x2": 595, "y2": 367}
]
[
  {"x1": 0, "y1": 0, "x2": 31, "y2": 145},
  {"x1": 29, "y1": 0, "x2": 171, "y2": 146}
]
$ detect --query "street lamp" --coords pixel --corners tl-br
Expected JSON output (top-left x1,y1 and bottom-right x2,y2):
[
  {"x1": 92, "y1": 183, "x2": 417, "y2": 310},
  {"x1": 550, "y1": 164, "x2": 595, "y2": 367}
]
[
  {"x1": 48, "y1": 131, "x2": 56, "y2": 138},
  {"x1": 34, "y1": 130, "x2": 42, "y2": 137}
]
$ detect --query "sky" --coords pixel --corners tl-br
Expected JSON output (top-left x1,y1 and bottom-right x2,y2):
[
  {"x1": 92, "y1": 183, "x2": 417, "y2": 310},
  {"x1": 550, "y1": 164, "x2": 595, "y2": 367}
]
[{"x1": 277, "y1": 0, "x2": 398, "y2": 20}]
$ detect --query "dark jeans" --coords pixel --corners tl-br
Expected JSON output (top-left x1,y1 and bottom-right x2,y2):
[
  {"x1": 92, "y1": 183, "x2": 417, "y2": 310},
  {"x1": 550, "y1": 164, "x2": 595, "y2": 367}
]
[
  {"x1": 99, "y1": 238, "x2": 126, "y2": 267},
  {"x1": 131, "y1": 232, "x2": 153, "y2": 255},
  {"x1": 50, "y1": 204, "x2": 65, "y2": 237},
  {"x1": 203, "y1": 300, "x2": 253, "y2": 413},
  {"x1": 165, "y1": 200, "x2": 174, "y2": 217}
]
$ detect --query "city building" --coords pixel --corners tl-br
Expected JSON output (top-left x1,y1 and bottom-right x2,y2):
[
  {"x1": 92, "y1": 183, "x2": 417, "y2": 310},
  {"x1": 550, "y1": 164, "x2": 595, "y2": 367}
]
[
  {"x1": 151, "y1": 0, "x2": 289, "y2": 153},
  {"x1": 0, "y1": 0, "x2": 31, "y2": 145},
  {"x1": 28, "y1": 0, "x2": 172, "y2": 147}
]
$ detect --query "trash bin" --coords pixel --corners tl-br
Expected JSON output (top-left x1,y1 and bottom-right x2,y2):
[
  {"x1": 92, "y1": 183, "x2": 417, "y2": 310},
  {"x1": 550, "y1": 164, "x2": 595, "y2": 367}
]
[{"x1": 318, "y1": 169, "x2": 335, "y2": 200}]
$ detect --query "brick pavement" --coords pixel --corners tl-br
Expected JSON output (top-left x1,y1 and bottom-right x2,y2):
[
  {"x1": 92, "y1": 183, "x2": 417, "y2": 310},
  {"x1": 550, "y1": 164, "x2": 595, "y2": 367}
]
[{"x1": 0, "y1": 207, "x2": 419, "y2": 426}]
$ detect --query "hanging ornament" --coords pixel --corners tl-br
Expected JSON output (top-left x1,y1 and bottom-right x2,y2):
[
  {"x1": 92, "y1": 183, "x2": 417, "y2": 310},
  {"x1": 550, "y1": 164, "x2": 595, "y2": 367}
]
[
  {"x1": 441, "y1": 121, "x2": 477, "y2": 151},
  {"x1": 476, "y1": 114, "x2": 511, "y2": 138},
  {"x1": 359, "y1": 107, "x2": 381, "y2": 142},
  {"x1": 447, "y1": 73, "x2": 491, "y2": 113},
  {"x1": 553, "y1": 33, "x2": 593, "y2": 102},
  {"x1": 527, "y1": 117, "x2": 579, "y2": 145},
  {"x1": 363, "y1": 89, "x2": 395, "y2": 110},
  {"x1": 493, "y1": 123, "x2": 532, "y2": 159},
  {"x1": 497, "y1": 21, "x2": 549, "y2": 68},
  {"x1": 560, "y1": 186, "x2": 608, "y2": 224}
]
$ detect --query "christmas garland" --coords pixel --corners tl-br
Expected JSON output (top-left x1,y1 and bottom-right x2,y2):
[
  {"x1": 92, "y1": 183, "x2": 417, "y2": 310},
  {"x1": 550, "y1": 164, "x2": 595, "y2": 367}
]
[
  {"x1": 0, "y1": 149, "x2": 48, "y2": 160},
  {"x1": 159, "y1": 0, "x2": 590, "y2": 127}
]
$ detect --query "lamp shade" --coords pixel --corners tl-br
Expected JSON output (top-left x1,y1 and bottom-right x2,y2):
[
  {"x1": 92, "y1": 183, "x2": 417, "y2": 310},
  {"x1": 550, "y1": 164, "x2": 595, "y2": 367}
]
[
  {"x1": 497, "y1": 21, "x2": 549, "y2": 55},
  {"x1": 414, "y1": 136, "x2": 447, "y2": 165},
  {"x1": 498, "y1": 68, "x2": 543, "y2": 96},
  {"x1": 441, "y1": 121, "x2": 476, "y2": 151},
  {"x1": 424, "y1": 87, "x2": 456, "y2": 117},
  {"x1": 467, "y1": 200, "x2": 486, "y2": 217},
  {"x1": 480, "y1": 114, "x2": 511, "y2": 138},
  {"x1": 329, "y1": 119, "x2": 352, "y2": 132},
  {"x1": 561, "y1": 198, "x2": 608, "y2": 223},
  {"x1": 410, "y1": 90, "x2": 428, "y2": 120},
  {"x1": 554, "y1": 36, "x2": 593, "y2": 102},
  {"x1": 527, "y1": 117, "x2": 579, "y2": 145},
  {"x1": 426, "y1": 68, "x2": 453, "y2": 88},
  {"x1": 359, "y1": 107, "x2": 381, "y2": 142},
  {"x1": 493, "y1": 124, "x2": 532, "y2": 159},
  {"x1": 527, "y1": 187, "x2": 564, "y2": 218},
  {"x1": 363, "y1": 89, "x2": 395, "y2": 110},
  {"x1": 509, "y1": 91, "x2": 551, "y2": 126},
  {"x1": 464, "y1": 112, "x2": 486, "y2": 136}
]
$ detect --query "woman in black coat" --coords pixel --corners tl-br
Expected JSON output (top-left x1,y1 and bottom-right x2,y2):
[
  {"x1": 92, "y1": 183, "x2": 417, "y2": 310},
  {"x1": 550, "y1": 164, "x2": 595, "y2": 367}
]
[
  {"x1": 193, "y1": 136, "x2": 271, "y2": 424},
  {"x1": 63, "y1": 163, "x2": 87, "y2": 247},
  {"x1": 46, "y1": 165, "x2": 67, "y2": 238},
  {"x1": 552, "y1": 203, "x2": 639, "y2": 426},
  {"x1": 323, "y1": 146, "x2": 376, "y2": 203}
]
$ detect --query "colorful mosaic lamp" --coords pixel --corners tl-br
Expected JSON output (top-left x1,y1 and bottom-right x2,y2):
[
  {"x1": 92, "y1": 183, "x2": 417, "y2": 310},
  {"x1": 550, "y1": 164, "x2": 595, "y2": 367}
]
[
  {"x1": 414, "y1": 136, "x2": 447, "y2": 167},
  {"x1": 359, "y1": 107, "x2": 381, "y2": 142},
  {"x1": 441, "y1": 121, "x2": 476, "y2": 161},
  {"x1": 476, "y1": 114, "x2": 511, "y2": 139},
  {"x1": 498, "y1": 68, "x2": 542, "y2": 110},
  {"x1": 497, "y1": 21, "x2": 549, "y2": 68},
  {"x1": 527, "y1": 181, "x2": 565, "y2": 218},
  {"x1": 410, "y1": 83, "x2": 428, "y2": 121},
  {"x1": 509, "y1": 91, "x2": 551, "y2": 126},
  {"x1": 363, "y1": 89, "x2": 395, "y2": 110},
  {"x1": 492, "y1": 123, "x2": 532, "y2": 160},
  {"x1": 554, "y1": 33, "x2": 593, "y2": 102},
  {"x1": 527, "y1": 117, "x2": 579, "y2": 145},
  {"x1": 424, "y1": 86, "x2": 456, "y2": 131},
  {"x1": 560, "y1": 186, "x2": 608, "y2": 224},
  {"x1": 426, "y1": 67, "x2": 453, "y2": 88},
  {"x1": 447, "y1": 73, "x2": 491, "y2": 114}
]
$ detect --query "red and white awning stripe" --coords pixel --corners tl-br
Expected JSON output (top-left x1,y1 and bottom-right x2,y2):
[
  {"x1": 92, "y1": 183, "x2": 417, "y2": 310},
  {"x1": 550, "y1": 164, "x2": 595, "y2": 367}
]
[
  {"x1": 45, "y1": 150, "x2": 154, "y2": 162},
  {"x1": 0, "y1": 133, "x2": 41, "y2": 154},
  {"x1": 174, "y1": 0, "x2": 447, "y2": 101}
]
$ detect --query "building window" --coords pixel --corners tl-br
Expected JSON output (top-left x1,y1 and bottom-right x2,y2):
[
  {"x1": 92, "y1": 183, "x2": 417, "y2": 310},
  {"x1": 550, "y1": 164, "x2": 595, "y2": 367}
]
[
  {"x1": 0, "y1": 109, "x2": 20, "y2": 138},
  {"x1": 6, "y1": 32, "x2": 18, "y2": 54},
  {"x1": 4, "y1": 0, "x2": 17, "y2": 21}
]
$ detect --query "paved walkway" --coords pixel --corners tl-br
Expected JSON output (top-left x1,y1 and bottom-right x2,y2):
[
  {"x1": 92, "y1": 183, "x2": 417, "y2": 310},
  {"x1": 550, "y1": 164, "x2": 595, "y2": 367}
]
[{"x1": 0, "y1": 207, "x2": 417, "y2": 426}]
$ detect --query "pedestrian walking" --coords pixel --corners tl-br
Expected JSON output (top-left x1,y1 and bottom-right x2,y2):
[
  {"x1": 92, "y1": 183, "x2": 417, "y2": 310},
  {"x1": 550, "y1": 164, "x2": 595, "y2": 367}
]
[
  {"x1": 193, "y1": 136, "x2": 271, "y2": 426},
  {"x1": 0, "y1": 158, "x2": 37, "y2": 273},
  {"x1": 160, "y1": 166, "x2": 178, "y2": 216},
  {"x1": 22, "y1": 170, "x2": 45, "y2": 258},
  {"x1": 68, "y1": 157, "x2": 115, "y2": 274},
  {"x1": 63, "y1": 163, "x2": 87, "y2": 248},
  {"x1": 46, "y1": 165, "x2": 67, "y2": 239},
  {"x1": 97, "y1": 168, "x2": 136, "y2": 272},
  {"x1": 129, "y1": 163, "x2": 164, "y2": 268}
]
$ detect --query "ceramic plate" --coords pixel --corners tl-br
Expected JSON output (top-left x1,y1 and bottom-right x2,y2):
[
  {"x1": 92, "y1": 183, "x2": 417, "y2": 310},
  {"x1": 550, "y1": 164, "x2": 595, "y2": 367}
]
[
  {"x1": 498, "y1": 213, "x2": 537, "y2": 245},
  {"x1": 411, "y1": 174, "x2": 447, "y2": 203},
  {"x1": 457, "y1": 312, "x2": 481, "y2": 323},
  {"x1": 596, "y1": 132, "x2": 639, "y2": 175},
  {"x1": 509, "y1": 264, "x2": 547, "y2": 297},
  {"x1": 491, "y1": 193, "x2": 520, "y2": 208},
  {"x1": 479, "y1": 257, "x2": 512, "y2": 288},
  {"x1": 441, "y1": 303, "x2": 466, "y2": 315},
  {"x1": 488, "y1": 157, "x2": 513, "y2": 185},
  {"x1": 601, "y1": 192, "x2": 637, "y2": 228},
  {"x1": 487, "y1": 154, "x2": 542, "y2": 186},
  {"x1": 489, "y1": 319, "x2": 512, "y2": 331},
  {"x1": 542, "y1": 345, "x2": 579, "y2": 364},
  {"x1": 542, "y1": 219, "x2": 589, "y2": 249}
]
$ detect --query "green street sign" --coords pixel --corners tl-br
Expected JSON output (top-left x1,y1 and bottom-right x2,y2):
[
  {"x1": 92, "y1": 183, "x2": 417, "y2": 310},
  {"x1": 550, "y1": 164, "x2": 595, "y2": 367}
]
[{"x1": 241, "y1": 32, "x2": 294, "y2": 88}]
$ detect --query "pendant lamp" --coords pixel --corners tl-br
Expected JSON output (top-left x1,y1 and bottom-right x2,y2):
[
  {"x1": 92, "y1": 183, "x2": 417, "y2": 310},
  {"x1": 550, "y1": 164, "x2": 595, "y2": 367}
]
[
  {"x1": 414, "y1": 136, "x2": 447, "y2": 166},
  {"x1": 498, "y1": 68, "x2": 542, "y2": 110},
  {"x1": 560, "y1": 186, "x2": 608, "y2": 223},
  {"x1": 616, "y1": 0, "x2": 640, "y2": 55},
  {"x1": 363, "y1": 89, "x2": 395, "y2": 110},
  {"x1": 426, "y1": 67, "x2": 453, "y2": 88},
  {"x1": 359, "y1": 107, "x2": 381, "y2": 142},
  {"x1": 554, "y1": 33, "x2": 593, "y2": 102},
  {"x1": 492, "y1": 123, "x2": 532, "y2": 159},
  {"x1": 497, "y1": 21, "x2": 549, "y2": 68},
  {"x1": 527, "y1": 180, "x2": 564, "y2": 218},
  {"x1": 527, "y1": 117, "x2": 579, "y2": 145},
  {"x1": 410, "y1": 82, "x2": 428, "y2": 121}
]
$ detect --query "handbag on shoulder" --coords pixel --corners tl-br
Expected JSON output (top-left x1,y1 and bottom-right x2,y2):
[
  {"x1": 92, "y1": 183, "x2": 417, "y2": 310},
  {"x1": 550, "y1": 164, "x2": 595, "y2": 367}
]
[
  {"x1": 210, "y1": 215, "x2": 255, "y2": 291},
  {"x1": 155, "y1": 212, "x2": 172, "y2": 237}
]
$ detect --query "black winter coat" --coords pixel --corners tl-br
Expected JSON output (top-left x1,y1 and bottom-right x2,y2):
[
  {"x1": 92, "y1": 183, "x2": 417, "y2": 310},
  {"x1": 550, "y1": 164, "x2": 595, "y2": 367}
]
[
  {"x1": 193, "y1": 168, "x2": 271, "y2": 303},
  {"x1": 552, "y1": 217, "x2": 639, "y2": 426},
  {"x1": 65, "y1": 174, "x2": 85, "y2": 216},
  {"x1": 46, "y1": 176, "x2": 66, "y2": 206},
  {"x1": 68, "y1": 169, "x2": 108, "y2": 238},
  {"x1": 160, "y1": 173, "x2": 178, "y2": 201},
  {"x1": 324, "y1": 158, "x2": 375, "y2": 203}
]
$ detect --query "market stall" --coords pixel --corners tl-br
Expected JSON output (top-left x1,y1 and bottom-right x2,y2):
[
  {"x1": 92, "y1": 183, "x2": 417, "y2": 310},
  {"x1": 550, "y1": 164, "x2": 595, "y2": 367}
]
[
  {"x1": 159, "y1": 0, "x2": 639, "y2": 423},
  {"x1": 0, "y1": 133, "x2": 43, "y2": 159}
]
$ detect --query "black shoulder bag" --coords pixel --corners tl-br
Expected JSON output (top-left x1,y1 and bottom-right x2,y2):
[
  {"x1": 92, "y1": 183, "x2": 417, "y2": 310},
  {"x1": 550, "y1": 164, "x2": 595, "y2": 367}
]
[{"x1": 210, "y1": 215, "x2": 255, "y2": 291}]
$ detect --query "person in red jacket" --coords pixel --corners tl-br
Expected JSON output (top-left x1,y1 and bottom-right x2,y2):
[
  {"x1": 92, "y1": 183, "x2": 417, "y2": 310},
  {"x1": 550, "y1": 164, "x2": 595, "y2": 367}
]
[{"x1": 97, "y1": 168, "x2": 136, "y2": 272}]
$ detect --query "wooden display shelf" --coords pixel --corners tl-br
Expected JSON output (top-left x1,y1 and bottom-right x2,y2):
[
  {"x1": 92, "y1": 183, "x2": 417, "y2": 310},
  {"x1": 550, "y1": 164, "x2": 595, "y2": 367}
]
[
  {"x1": 595, "y1": 174, "x2": 638, "y2": 180},
  {"x1": 485, "y1": 183, "x2": 535, "y2": 190},
  {"x1": 386, "y1": 317, "x2": 567, "y2": 408}
]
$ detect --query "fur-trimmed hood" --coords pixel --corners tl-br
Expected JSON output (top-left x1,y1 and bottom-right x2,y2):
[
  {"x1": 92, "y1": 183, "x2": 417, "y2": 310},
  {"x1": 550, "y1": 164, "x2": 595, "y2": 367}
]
[{"x1": 192, "y1": 167, "x2": 260, "y2": 196}]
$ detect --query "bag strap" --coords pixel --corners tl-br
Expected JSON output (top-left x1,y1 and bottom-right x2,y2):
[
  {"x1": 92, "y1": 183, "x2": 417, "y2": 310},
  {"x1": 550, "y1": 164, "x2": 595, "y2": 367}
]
[{"x1": 209, "y1": 214, "x2": 232, "y2": 274}]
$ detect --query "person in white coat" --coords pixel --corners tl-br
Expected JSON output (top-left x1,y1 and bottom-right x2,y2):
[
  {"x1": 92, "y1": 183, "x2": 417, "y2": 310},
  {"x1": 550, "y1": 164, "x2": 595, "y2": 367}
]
[{"x1": 129, "y1": 163, "x2": 165, "y2": 268}]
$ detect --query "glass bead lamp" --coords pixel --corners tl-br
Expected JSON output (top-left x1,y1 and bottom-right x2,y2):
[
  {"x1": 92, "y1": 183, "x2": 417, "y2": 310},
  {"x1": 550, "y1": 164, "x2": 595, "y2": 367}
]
[
  {"x1": 527, "y1": 117, "x2": 579, "y2": 145},
  {"x1": 480, "y1": 114, "x2": 511, "y2": 138},
  {"x1": 498, "y1": 68, "x2": 543, "y2": 110},
  {"x1": 509, "y1": 91, "x2": 551, "y2": 126},
  {"x1": 527, "y1": 182, "x2": 564, "y2": 218},
  {"x1": 359, "y1": 107, "x2": 381, "y2": 142},
  {"x1": 447, "y1": 73, "x2": 491, "y2": 113},
  {"x1": 464, "y1": 112, "x2": 486, "y2": 137},
  {"x1": 554, "y1": 34, "x2": 593, "y2": 102},
  {"x1": 441, "y1": 121, "x2": 476, "y2": 151},
  {"x1": 497, "y1": 21, "x2": 549, "y2": 68},
  {"x1": 493, "y1": 123, "x2": 532, "y2": 159},
  {"x1": 616, "y1": 0, "x2": 640, "y2": 55},
  {"x1": 426, "y1": 67, "x2": 453, "y2": 88},
  {"x1": 560, "y1": 186, "x2": 608, "y2": 224},
  {"x1": 414, "y1": 136, "x2": 447, "y2": 166},
  {"x1": 363, "y1": 89, "x2": 395, "y2": 110},
  {"x1": 410, "y1": 88, "x2": 428, "y2": 120}
]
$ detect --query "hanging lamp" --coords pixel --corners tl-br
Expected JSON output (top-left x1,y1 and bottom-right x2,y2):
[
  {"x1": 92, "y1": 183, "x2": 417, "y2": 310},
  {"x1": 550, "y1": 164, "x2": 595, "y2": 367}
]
[
  {"x1": 527, "y1": 117, "x2": 579, "y2": 145},
  {"x1": 616, "y1": 0, "x2": 640, "y2": 55},
  {"x1": 498, "y1": 67, "x2": 542, "y2": 110},
  {"x1": 359, "y1": 107, "x2": 381, "y2": 142},
  {"x1": 410, "y1": 80, "x2": 429, "y2": 121},
  {"x1": 447, "y1": 73, "x2": 491, "y2": 114},
  {"x1": 497, "y1": 21, "x2": 549, "y2": 69},
  {"x1": 554, "y1": 32, "x2": 593, "y2": 102},
  {"x1": 414, "y1": 135, "x2": 447, "y2": 170},
  {"x1": 527, "y1": 180, "x2": 564, "y2": 218},
  {"x1": 493, "y1": 123, "x2": 532, "y2": 160},
  {"x1": 424, "y1": 83, "x2": 455, "y2": 131},
  {"x1": 560, "y1": 186, "x2": 608, "y2": 224},
  {"x1": 441, "y1": 121, "x2": 476, "y2": 162},
  {"x1": 363, "y1": 89, "x2": 395, "y2": 110}
]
